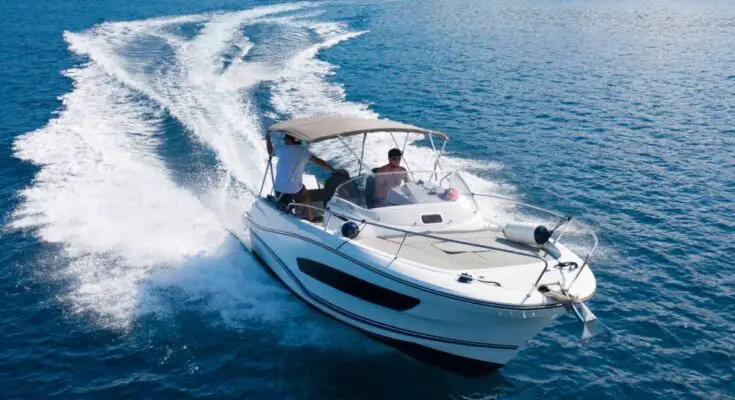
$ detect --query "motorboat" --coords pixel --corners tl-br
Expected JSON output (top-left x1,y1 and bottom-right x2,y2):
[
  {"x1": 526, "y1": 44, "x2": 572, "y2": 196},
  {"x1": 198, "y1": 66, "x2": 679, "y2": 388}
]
[{"x1": 246, "y1": 115, "x2": 605, "y2": 376}]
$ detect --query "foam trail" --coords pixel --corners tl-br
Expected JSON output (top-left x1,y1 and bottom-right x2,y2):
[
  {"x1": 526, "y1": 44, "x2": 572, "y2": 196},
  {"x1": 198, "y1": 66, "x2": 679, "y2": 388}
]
[
  {"x1": 63, "y1": 4, "x2": 313, "y2": 190},
  {"x1": 10, "y1": 4, "x2": 322, "y2": 329},
  {"x1": 9, "y1": 4, "x2": 396, "y2": 349},
  {"x1": 10, "y1": 2, "x2": 510, "y2": 351},
  {"x1": 11, "y1": 63, "x2": 230, "y2": 327},
  {"x1": 55, "y1": 4, "x2": 319, "y2": 242}
]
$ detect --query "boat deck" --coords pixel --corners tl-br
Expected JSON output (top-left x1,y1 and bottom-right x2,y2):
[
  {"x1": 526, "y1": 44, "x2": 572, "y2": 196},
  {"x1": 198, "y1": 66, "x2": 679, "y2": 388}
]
[{"x1": 355, "y1": 230, "x2": 544, "y2": 270}]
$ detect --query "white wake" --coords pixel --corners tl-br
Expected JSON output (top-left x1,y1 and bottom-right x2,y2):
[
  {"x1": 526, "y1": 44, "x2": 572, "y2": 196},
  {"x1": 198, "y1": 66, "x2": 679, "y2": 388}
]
[{"x1": 10, "y1": 2, "x2": 507, "y2": 340}]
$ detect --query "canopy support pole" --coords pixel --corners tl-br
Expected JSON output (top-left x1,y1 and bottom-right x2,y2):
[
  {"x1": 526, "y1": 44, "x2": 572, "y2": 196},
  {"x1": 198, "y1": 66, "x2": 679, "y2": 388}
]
[
  {"x1": 430, "y1": 139, "x2": 447, "y2": 182},
  {"x1": 260, "y1": 132, "x2": 276, "y2": 197},
  {"x1": 358, "y1": 133, "x2": 366, "y2": 176},
  {"x1": 258, "y1": 156, "x2": 273, "y2": 197},
  {"x1": 337, "y1": 137, "x2": 362, "y2": 166},
  {"x1": 434, "y1": 140, "x2": 447, "y2": 171},
  {"x1": 401, "y1": 132, "x2": 409, "y2": 155}
]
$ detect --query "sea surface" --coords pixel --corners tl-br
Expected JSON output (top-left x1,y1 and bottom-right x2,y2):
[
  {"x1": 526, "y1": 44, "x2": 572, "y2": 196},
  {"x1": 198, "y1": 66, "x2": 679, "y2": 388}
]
[{"x1": 1, "y1": 0, "x2": 733, "y2": 398}]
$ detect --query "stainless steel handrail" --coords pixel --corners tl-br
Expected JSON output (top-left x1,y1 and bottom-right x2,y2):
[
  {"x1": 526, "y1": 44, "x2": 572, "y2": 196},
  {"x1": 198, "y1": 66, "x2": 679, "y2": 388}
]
[
  {"x1": 468, "y1": 192, "x2": 598, "y2": 260},
  {"x1": 331, "y1": 183, "x2": 589, "y2": 252},
  {"x1": 282, "y1": 189, "x2": 598, "y2": 295},
  {"x1": 568, "y1": 228, "x2": 599, "y2": 290},
  {"x1": 284, "y1": 202, "x2": 550, "y2": 279},
  {"x1": 469, "y1": 192, "x2": 568, "y2": 220}
]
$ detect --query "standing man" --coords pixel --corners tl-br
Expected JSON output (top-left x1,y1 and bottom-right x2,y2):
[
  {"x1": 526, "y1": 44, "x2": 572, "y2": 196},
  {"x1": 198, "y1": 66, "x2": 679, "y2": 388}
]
[{"x1": 266, "y1": 133, "x2": 336, "y2": 220}]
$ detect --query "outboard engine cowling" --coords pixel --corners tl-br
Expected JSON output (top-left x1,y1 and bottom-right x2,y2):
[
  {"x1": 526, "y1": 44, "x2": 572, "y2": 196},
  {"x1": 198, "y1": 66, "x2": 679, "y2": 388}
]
[{"x1": 503, "y1": 223, "x2": 551, "y2": 246}]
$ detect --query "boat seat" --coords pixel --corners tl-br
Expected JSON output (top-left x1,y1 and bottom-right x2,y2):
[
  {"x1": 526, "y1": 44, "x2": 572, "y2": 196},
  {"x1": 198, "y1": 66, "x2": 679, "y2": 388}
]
[{"x1": 324, "y1": 170, "x2": 352, "y2": 203}]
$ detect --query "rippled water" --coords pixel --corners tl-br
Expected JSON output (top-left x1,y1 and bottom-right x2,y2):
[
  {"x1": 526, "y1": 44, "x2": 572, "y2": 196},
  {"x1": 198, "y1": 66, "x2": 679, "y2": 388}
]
[{"x1": 1, "y1": 0, "x2": 733, "y2": 398}]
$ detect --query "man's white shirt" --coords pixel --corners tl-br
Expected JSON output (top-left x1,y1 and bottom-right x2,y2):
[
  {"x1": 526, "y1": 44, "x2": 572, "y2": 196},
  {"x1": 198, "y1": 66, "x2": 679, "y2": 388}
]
[{"x1": 274, "y1": 145, "x2": 312, "y2": 194}]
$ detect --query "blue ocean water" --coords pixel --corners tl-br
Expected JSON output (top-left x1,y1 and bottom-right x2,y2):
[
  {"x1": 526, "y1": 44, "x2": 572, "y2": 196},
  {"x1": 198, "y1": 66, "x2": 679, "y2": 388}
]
[{"x1": 1, "y1": 0, "x2": 733, "y2": 398}]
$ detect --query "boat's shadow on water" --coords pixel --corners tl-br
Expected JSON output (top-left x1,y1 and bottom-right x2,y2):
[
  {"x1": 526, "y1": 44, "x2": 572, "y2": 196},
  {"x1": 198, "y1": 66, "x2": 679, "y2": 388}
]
[{"x1": 262, "y1": 352, "x2": 514, "y2": 399}]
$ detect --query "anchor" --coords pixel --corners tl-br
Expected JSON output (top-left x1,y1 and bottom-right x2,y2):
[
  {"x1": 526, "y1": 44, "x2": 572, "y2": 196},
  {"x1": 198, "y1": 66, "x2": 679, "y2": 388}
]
[
  {"x1": 569, "y1": 301, "x2": 610, "y2": 341},
  {"x1": 539, "y1": 284, "x2": 611, "y2": 342}
]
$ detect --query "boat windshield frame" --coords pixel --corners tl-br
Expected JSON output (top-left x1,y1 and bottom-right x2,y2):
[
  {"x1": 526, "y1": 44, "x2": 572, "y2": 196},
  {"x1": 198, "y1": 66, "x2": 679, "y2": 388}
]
[{"x1": 332, "y1": 170, "x2": 476, "y2": 211}]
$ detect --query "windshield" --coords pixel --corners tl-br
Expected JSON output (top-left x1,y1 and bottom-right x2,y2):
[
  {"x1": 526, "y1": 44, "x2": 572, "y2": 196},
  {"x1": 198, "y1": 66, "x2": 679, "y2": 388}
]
[{"x1": 334, "y1": 171, "x2": 475, "y2": 210}]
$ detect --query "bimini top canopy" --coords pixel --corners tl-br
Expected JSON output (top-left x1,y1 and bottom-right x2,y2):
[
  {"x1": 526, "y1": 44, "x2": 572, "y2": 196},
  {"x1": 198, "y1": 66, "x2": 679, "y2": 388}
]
[{"x1": 267, "y1": 114, "x2": 448, "y2": 143}]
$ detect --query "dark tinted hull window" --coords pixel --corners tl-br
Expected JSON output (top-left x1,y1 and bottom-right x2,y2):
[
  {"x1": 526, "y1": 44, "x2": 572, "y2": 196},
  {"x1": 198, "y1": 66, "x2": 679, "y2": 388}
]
[{"x1": 297, "y1": 258, "x2": 420, "y2": 311}]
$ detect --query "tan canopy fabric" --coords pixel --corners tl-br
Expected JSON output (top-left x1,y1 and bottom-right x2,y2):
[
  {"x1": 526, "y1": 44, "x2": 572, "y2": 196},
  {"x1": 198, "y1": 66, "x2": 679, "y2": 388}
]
[{"x1": 267, "y1": 114, "x2": 448, "y2": 143}]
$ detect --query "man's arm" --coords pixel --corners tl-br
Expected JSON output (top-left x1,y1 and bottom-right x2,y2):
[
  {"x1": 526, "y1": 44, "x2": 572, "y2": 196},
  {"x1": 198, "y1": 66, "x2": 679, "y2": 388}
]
[{"x1": 310, "y1": 155, "x2": 335, "y2": 173}]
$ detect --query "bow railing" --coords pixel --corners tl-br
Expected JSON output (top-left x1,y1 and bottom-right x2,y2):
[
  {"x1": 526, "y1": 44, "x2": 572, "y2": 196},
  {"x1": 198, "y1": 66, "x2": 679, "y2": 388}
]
[{"x1": 280, "y1": 193, "x2": 598, "y2": 296}]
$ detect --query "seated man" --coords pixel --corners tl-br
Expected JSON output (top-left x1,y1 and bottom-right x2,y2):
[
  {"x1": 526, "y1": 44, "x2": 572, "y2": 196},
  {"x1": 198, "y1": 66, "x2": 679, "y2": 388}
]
[
  {"x1": 372, "y1": 148, "x2": 409, "y2": 207},
  {"x1": 266, "y1": 133, "x2": 336, "y2": 220}
]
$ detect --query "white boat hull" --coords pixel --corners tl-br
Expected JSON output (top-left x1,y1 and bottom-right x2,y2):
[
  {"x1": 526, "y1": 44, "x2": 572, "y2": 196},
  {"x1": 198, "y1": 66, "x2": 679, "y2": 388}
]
[{"x1": 247, "y1": 200, "x2": 571, "y2": 376}]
